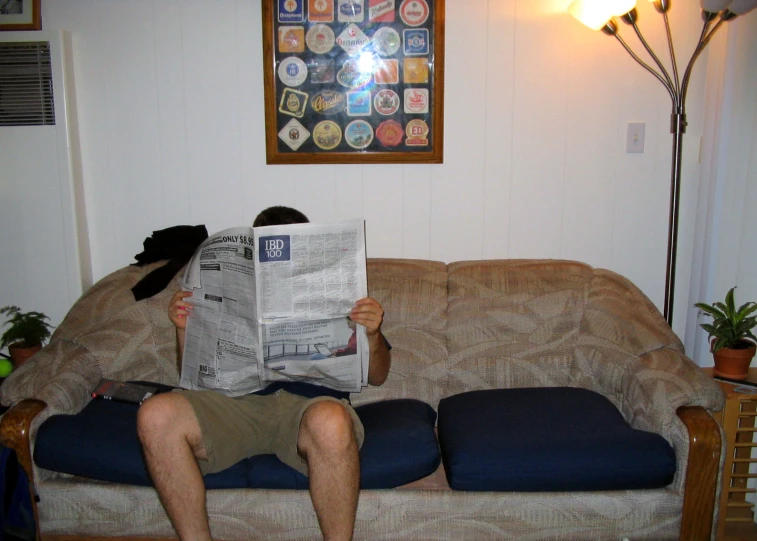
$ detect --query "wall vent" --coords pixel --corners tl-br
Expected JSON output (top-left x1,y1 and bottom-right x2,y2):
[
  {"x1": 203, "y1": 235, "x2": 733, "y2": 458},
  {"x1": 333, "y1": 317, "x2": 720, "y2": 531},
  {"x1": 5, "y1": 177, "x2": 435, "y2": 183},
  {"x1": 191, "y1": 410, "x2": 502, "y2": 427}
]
[{"x1": 0, "y1": 41, "x2": 55, "y2": 126}]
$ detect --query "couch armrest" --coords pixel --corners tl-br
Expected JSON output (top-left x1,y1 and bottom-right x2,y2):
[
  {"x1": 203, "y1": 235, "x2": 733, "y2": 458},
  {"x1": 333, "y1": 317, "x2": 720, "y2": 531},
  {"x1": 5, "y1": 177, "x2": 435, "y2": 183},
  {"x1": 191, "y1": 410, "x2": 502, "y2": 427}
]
[
  {"x1": 0, "y1": 399, "x2": 46, "y2": 470},
  {"x1": 577, "y1": 269, "x2": 723, "y2": 416},
  {"x1": 0, "y1": 398, "x2": 47, "y2": 538},
  {"x1": 574, "y1": 344, "x2": 724, "y2": 426},
  {"x1": 0, "y1": 261, "x2": 182, "y2": 417},
  {"x1": 573, "y1": 344, "x2": 725, "y2": 497},
  {"x1": 620, "y1": 347, "x2": 724, "y2": 433},
  {"x1": 0, "y1": 341, "x2": 103, "y2": 488},
  {"x1": 1, "y1": 340, "x2": 103, "y2": 417},
  {"x1": 678, "y1": 406, "x2": 721, "y2": 541}
]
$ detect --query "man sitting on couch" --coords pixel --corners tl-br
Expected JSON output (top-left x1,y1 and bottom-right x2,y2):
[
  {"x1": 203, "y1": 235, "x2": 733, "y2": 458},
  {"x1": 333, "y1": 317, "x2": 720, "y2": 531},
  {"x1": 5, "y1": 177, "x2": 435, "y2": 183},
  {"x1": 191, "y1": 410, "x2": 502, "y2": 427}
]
[{"x1": 137, "y1": 206, "x2": 392, "y2": 541}]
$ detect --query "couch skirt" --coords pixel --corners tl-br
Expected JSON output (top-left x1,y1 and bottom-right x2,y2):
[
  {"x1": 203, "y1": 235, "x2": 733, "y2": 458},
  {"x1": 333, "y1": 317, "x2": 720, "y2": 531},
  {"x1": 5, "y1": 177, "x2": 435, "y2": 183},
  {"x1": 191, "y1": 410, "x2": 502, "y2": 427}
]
[{"x1": 38, "y1": 478, "x2": 683, "y2": 540}]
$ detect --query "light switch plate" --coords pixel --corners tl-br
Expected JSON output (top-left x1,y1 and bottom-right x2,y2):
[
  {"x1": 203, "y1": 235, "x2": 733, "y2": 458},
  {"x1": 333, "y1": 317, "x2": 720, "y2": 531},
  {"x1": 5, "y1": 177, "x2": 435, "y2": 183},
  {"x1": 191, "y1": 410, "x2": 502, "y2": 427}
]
[{"x1": 626, "y1": 122, "x2": 645, "y2": 153}]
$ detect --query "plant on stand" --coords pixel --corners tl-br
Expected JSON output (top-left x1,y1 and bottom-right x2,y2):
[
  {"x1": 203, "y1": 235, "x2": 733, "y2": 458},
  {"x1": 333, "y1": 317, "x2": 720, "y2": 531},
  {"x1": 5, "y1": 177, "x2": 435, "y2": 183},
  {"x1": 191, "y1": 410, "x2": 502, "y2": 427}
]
[
  {"x1": 695, "y1": 287, "x2": 757, "y2": 381},
  {"x1": 0, "y1": 305, "x2": 54, "y2": 368}
]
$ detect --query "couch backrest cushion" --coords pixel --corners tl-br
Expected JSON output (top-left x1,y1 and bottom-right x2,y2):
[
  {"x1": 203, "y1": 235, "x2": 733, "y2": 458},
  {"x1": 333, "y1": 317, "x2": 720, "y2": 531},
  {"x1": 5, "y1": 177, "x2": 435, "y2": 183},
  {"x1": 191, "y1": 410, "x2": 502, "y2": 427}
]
[
  {"x1": 576, "y1": 269, "x2": 683, "y2": 358},
  {"x1": 446, "y1": 260, "x2": 594, "y2": 396},
  {"x1": 354, "y1": 259, "x2": 449, "y2": 407}
]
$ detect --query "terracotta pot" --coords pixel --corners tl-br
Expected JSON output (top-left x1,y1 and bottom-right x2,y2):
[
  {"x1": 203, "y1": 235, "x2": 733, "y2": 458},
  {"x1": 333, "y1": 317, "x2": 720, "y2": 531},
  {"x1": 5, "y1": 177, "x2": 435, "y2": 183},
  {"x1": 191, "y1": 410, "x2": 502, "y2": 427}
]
[
  {"x1": 8, "y1": 343, "x2": 42, "y2": 368},
  {"x1": 712, "y1": 341, "x2": 756, "y2": 380}
]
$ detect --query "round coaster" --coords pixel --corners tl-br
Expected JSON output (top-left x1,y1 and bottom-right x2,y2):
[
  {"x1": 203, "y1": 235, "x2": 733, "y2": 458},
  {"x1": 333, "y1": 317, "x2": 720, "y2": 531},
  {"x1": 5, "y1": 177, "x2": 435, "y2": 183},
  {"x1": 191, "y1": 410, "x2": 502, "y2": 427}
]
[
  {"x1": 376, "y1": 120, "x2": 404, "y2": 147},
  {"x1": 399, "y1": 0, "x2": 430, "y2": 27},
  {"x1": 374, "y1": 89, "x2": 400, "y2": 115},
  {"x1": 372, "y1": 27, "x2": 401, "y2": 56},
  {"x1": 278, "y1": 57, "x2": 308, "y2": 87},
  {"x1": 345, "y1": 119, "x2": 374, "y2": 149},
  {"x1": 313, "y1": 120, "x2": 343, "y2": 150},
  {"x1": 306, "y1": 24, "x2": 335, "y2": 54}
]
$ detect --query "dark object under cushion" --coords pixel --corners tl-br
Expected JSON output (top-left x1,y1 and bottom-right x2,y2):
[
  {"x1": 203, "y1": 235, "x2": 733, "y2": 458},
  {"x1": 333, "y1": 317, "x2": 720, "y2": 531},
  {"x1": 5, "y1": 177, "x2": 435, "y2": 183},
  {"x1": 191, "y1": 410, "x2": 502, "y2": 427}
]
[
  {"x1": 34, "y1": 396, "x2": 439, "y2": 490},
  {"x1": 437, "y1": 387, "x2": 676, "y2": 492}
]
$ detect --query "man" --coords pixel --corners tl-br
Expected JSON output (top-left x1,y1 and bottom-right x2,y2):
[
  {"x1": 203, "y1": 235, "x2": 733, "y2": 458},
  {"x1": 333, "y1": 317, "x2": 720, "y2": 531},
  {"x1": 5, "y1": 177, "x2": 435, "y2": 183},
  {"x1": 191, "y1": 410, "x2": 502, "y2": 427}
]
[
  {"x1": 137, "y1": 206, "x2": 391, "y2": 541},
  {"x1": 334, "y1": 316, "x2": 358, "y2": 357}
]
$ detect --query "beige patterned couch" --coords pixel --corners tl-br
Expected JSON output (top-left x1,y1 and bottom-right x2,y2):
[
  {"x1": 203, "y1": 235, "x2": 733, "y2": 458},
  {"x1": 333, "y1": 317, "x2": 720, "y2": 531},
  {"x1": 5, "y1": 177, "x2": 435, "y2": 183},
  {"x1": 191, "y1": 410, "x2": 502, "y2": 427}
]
[{"x1": 0, "y1": 258, "x2": 724, "y2": 541}]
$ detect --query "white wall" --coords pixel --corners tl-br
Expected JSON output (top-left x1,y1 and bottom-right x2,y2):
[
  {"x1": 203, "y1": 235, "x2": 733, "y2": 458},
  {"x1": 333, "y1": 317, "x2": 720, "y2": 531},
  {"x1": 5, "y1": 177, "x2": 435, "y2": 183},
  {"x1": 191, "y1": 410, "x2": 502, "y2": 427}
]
[
  {"x1": 686, "y1": 15, "x2": 757, "y2": 366},
  {"x1": 3, "y1": 0, "x2": 756, "y2": 362},
  {"x1": 0, "y1": 32, "x2": 84, "y2": 328}
]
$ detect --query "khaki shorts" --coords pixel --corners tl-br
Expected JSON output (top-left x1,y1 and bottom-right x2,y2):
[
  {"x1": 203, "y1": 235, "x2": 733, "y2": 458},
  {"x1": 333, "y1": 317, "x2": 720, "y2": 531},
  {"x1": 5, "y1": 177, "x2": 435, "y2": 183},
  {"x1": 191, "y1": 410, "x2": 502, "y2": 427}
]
[{"x1": 177, "y1": 389, "x2": 364, "y2": 476}]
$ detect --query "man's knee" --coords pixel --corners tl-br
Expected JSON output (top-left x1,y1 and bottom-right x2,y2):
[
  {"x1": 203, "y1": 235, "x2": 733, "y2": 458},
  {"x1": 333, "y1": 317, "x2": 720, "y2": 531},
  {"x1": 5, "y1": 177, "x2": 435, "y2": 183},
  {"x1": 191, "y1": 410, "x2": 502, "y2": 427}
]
[
  {"x1": 137, "y1": 392, "x2": 197, "y2": 444},
  {"x1": 299, "y1": 401, "x2": 356, "y2": 454}
]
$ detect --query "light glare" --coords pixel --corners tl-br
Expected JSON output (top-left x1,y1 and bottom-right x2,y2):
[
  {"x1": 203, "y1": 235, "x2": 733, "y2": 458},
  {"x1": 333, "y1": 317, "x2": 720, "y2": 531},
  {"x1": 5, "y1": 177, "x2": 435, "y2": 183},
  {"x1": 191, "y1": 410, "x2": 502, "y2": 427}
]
[
  {"x1": 357, "y1": 52, "x2": 375, "y2": 73},
  {"x1": 568, "y1": 0, "x2": 614, "y2": 30},
  {"x1": 568, "y1": 0, "x2": 636, "y2": 30},
  {"x1": 610, "y1": 0, "x2": 637, "y2": 16}
]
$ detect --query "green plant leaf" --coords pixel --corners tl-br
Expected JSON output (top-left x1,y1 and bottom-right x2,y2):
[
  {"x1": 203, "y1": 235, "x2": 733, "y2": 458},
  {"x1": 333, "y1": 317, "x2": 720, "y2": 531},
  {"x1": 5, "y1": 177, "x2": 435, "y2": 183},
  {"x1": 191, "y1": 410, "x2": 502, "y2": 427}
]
[
  {"x1": 726, "y1": 288, "x2": 736, "y2": 316},
  {"x1": 1, "y1": 305, "x2": 53, "y2": 350},
  {"x1": 734, "y1": 303, "x2": 757, "y2": 325},
  {"x1": 694, "y1": 303, "x2": 727, "y2": 321},
  {"x1": 695, "y1": 288, "x2": 757, "y2": 352}
]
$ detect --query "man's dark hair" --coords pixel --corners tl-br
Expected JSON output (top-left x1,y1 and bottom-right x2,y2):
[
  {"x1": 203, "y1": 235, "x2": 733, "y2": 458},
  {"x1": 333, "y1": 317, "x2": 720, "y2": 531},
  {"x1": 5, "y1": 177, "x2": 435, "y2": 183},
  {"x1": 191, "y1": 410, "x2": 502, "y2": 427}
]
[{"x1": 253, "y1": 206, "x2": 309, "y2": 227}]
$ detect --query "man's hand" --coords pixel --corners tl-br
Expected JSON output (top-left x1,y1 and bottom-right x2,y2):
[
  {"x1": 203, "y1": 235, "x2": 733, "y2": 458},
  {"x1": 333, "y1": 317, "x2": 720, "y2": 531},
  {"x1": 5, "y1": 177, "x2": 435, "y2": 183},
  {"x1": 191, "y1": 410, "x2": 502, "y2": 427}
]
[
  {"x1": 349, "y1": 297, "x2": 384, "y2": 336},
  {"x1": 169, "y1": 291, "x2": 193, "y2": 329},
  {"x1": 350, "y1": 297, "x2": 391, "y2": 386}
]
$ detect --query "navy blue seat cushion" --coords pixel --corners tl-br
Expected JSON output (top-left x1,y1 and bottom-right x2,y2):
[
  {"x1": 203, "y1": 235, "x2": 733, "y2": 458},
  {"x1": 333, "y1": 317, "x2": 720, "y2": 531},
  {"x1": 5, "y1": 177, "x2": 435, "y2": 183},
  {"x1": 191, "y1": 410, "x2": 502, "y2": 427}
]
[
  {"x1": 34, "y1": 398, "x2": 249, "y2": 489},
  {"x1": 437, "y1": 387, "x2": 676, "y2": 492},
  {"x1": 248, "y1": 399, "x2": 441, "y2": 489},
  {"x1": 34, "y1": 396, "x2": 439, "y2": 490}
]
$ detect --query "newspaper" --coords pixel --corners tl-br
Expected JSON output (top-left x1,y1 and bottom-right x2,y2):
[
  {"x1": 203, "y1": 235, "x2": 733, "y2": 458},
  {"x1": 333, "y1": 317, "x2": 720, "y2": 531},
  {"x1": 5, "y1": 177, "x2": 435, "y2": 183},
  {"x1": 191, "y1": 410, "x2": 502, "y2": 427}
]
[{"x1": 178, "y1": 220, "x2": 369, "y2": 396}]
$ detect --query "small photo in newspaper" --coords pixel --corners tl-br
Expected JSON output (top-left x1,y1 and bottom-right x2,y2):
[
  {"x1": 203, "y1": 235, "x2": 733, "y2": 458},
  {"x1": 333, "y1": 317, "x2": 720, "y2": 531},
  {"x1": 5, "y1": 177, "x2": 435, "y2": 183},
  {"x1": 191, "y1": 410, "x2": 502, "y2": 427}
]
[{"x1": 262, "y1": 316, "x2": 361, "y2": 388}]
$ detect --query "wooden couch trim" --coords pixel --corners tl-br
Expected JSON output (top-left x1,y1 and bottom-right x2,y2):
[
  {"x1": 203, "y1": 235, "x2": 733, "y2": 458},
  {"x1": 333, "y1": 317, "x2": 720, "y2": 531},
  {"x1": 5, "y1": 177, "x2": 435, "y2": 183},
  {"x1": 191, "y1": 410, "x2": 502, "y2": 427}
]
[
  {"x1": 0, "y1": 398, "x2": 46, "y2": 541},
  {"x1": 0, "y1": 401, "x2": 722, "y2": 541},
  {"x1": 677, "y1": 405, "x2": 721, "y2": 541}
]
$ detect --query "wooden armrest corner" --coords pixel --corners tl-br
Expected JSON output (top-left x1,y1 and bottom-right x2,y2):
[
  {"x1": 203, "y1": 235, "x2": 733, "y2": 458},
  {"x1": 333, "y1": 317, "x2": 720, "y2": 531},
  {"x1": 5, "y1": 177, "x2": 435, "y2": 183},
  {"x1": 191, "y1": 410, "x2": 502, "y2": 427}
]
[
  {"x1": 677, "y1": 405, "x2": 721, "y2": 541},
  {"x1": 0, "y1": 399, "x2": 47, "y2": 478}
]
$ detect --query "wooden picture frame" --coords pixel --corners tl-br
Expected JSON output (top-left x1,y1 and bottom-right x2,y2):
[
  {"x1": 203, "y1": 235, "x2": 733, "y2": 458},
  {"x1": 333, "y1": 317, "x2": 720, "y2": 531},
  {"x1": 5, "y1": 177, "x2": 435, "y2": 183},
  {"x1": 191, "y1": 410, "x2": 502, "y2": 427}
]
[
  {"x1": 0, "y1": 0, "x2": 41, "y2": 31},
  {"x1": 262, "y1": 0, "x2": 445, "y2": 164}
]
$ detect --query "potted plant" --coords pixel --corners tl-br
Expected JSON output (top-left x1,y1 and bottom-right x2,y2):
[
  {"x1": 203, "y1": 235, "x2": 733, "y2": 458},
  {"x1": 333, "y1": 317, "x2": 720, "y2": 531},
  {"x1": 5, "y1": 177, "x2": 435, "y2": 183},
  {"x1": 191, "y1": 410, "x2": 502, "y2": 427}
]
[
  {"x1": 0, "y1": 305, "x2": 54, "y2": 367},
  {"x1": 695, "y1": 287, "x2": 757, "y2": 380}
]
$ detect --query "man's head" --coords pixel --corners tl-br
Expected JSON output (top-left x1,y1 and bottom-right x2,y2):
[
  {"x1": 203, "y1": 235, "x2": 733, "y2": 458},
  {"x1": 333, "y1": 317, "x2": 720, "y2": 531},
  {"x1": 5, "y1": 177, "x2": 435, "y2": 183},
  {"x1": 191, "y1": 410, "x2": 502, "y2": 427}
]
[{"x1": 253, "y1": 206, "x2": 309, "y2": 227}]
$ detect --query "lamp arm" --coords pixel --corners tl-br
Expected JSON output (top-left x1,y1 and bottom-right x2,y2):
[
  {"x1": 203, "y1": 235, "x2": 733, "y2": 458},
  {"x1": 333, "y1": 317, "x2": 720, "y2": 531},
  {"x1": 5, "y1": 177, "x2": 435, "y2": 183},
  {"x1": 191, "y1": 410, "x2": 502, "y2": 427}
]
[
  {"x1": 681, "y1": 18, "x2": 723, "y2": 106},
  {"x1": 662, "y1": 12, "x2": 681, "y2": 96},
  {"x1": 630, "y1": 22, "x2": 678, "y2": 104},
  {"x1": 614, "y1": 34, "x2": 677, "y2": 104}
]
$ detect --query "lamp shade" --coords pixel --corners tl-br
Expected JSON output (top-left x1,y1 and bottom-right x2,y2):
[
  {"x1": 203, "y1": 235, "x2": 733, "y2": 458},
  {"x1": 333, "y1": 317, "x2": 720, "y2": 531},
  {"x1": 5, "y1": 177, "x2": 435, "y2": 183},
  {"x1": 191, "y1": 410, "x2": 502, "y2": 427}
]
[
  {"x1": 700, "y1": 0, "x2": 733, "y2": 11},
  {"x1": 610, "y1": 0, "x2": 637, "y2": 16},
  {"x1": 728, "y1": 0, "x2": 757, "y2": 14},
  {"x1": 568, "y1": 0, "x2": 636, "y2": 30}
]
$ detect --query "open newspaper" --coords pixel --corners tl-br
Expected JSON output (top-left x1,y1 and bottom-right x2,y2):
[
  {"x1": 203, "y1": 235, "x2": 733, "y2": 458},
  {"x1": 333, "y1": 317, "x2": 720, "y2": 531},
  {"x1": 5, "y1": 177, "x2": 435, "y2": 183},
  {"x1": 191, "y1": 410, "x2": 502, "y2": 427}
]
[{"x1": 179, "y1": 220, "x2": 369, "y2": 396}]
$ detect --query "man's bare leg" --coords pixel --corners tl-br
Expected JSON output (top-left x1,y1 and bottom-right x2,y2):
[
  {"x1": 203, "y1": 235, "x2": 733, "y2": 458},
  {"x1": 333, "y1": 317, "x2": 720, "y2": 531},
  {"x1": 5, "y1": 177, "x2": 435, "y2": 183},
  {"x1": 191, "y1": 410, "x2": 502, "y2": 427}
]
[
  {"x1": 137, "y1": 393, "x2": 211, "y2": 541},
  {"x1": 298, "y1": 401, "x2": 361, "y2": 541}
]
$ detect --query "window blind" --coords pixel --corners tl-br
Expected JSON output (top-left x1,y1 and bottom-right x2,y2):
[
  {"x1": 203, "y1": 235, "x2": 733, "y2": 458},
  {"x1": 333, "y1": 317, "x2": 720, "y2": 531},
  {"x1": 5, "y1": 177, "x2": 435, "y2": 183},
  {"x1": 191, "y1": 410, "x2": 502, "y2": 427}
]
[{"x1": 0, "y1": 41, "x2": 55, "y2": 126}]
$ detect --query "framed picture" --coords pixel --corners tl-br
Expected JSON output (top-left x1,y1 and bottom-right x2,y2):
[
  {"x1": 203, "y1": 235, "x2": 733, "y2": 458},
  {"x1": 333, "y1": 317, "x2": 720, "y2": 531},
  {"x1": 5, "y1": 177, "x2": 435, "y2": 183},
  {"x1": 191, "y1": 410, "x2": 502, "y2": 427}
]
[
  {"x1": 262, "y1": 0, "x2": 445, "y2": 164},
  {"x1": 0, "y1": 0, "x2": 41, "y2": 31}
]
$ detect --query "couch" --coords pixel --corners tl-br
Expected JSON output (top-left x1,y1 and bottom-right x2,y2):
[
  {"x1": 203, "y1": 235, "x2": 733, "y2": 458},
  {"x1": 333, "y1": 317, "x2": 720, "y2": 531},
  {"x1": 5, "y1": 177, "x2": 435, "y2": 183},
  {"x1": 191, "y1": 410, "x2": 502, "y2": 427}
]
[{"x1": 0, "y1": 258, "x2": 725, "y2": 540}]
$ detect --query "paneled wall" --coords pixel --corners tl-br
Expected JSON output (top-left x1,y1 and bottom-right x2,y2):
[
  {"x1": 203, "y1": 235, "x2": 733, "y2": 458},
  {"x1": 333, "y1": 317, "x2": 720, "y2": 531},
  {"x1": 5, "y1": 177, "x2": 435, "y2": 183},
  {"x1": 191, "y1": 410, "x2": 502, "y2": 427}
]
[
  {"x1": 686, "y1": 20, "x2": 757, "y2": 366},
  {"x1": 3, "y1": 0, "x2": 755, "y2": 361}
]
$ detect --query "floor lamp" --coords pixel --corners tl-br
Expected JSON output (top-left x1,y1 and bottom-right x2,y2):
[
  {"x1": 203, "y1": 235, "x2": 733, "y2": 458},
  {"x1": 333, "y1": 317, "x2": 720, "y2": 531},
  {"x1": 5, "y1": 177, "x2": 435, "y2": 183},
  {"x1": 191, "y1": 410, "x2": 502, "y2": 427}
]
[{"x1": 567, "y1": 0, "x2": 757, "y2": 326}]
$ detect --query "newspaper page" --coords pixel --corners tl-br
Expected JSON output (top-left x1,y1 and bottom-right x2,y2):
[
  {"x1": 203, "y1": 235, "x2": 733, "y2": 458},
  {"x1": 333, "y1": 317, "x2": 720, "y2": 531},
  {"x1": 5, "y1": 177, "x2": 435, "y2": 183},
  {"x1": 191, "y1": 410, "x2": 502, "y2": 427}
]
[
  {"x1": 178, "y1": 220, "x2": 369, "y2": 396},
  {"x1": 254, "y1": 220, "x2": 369, "y2": 391},
  {"x1": 179, "y1": 227, "x2": 263, "y2": 396}
]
